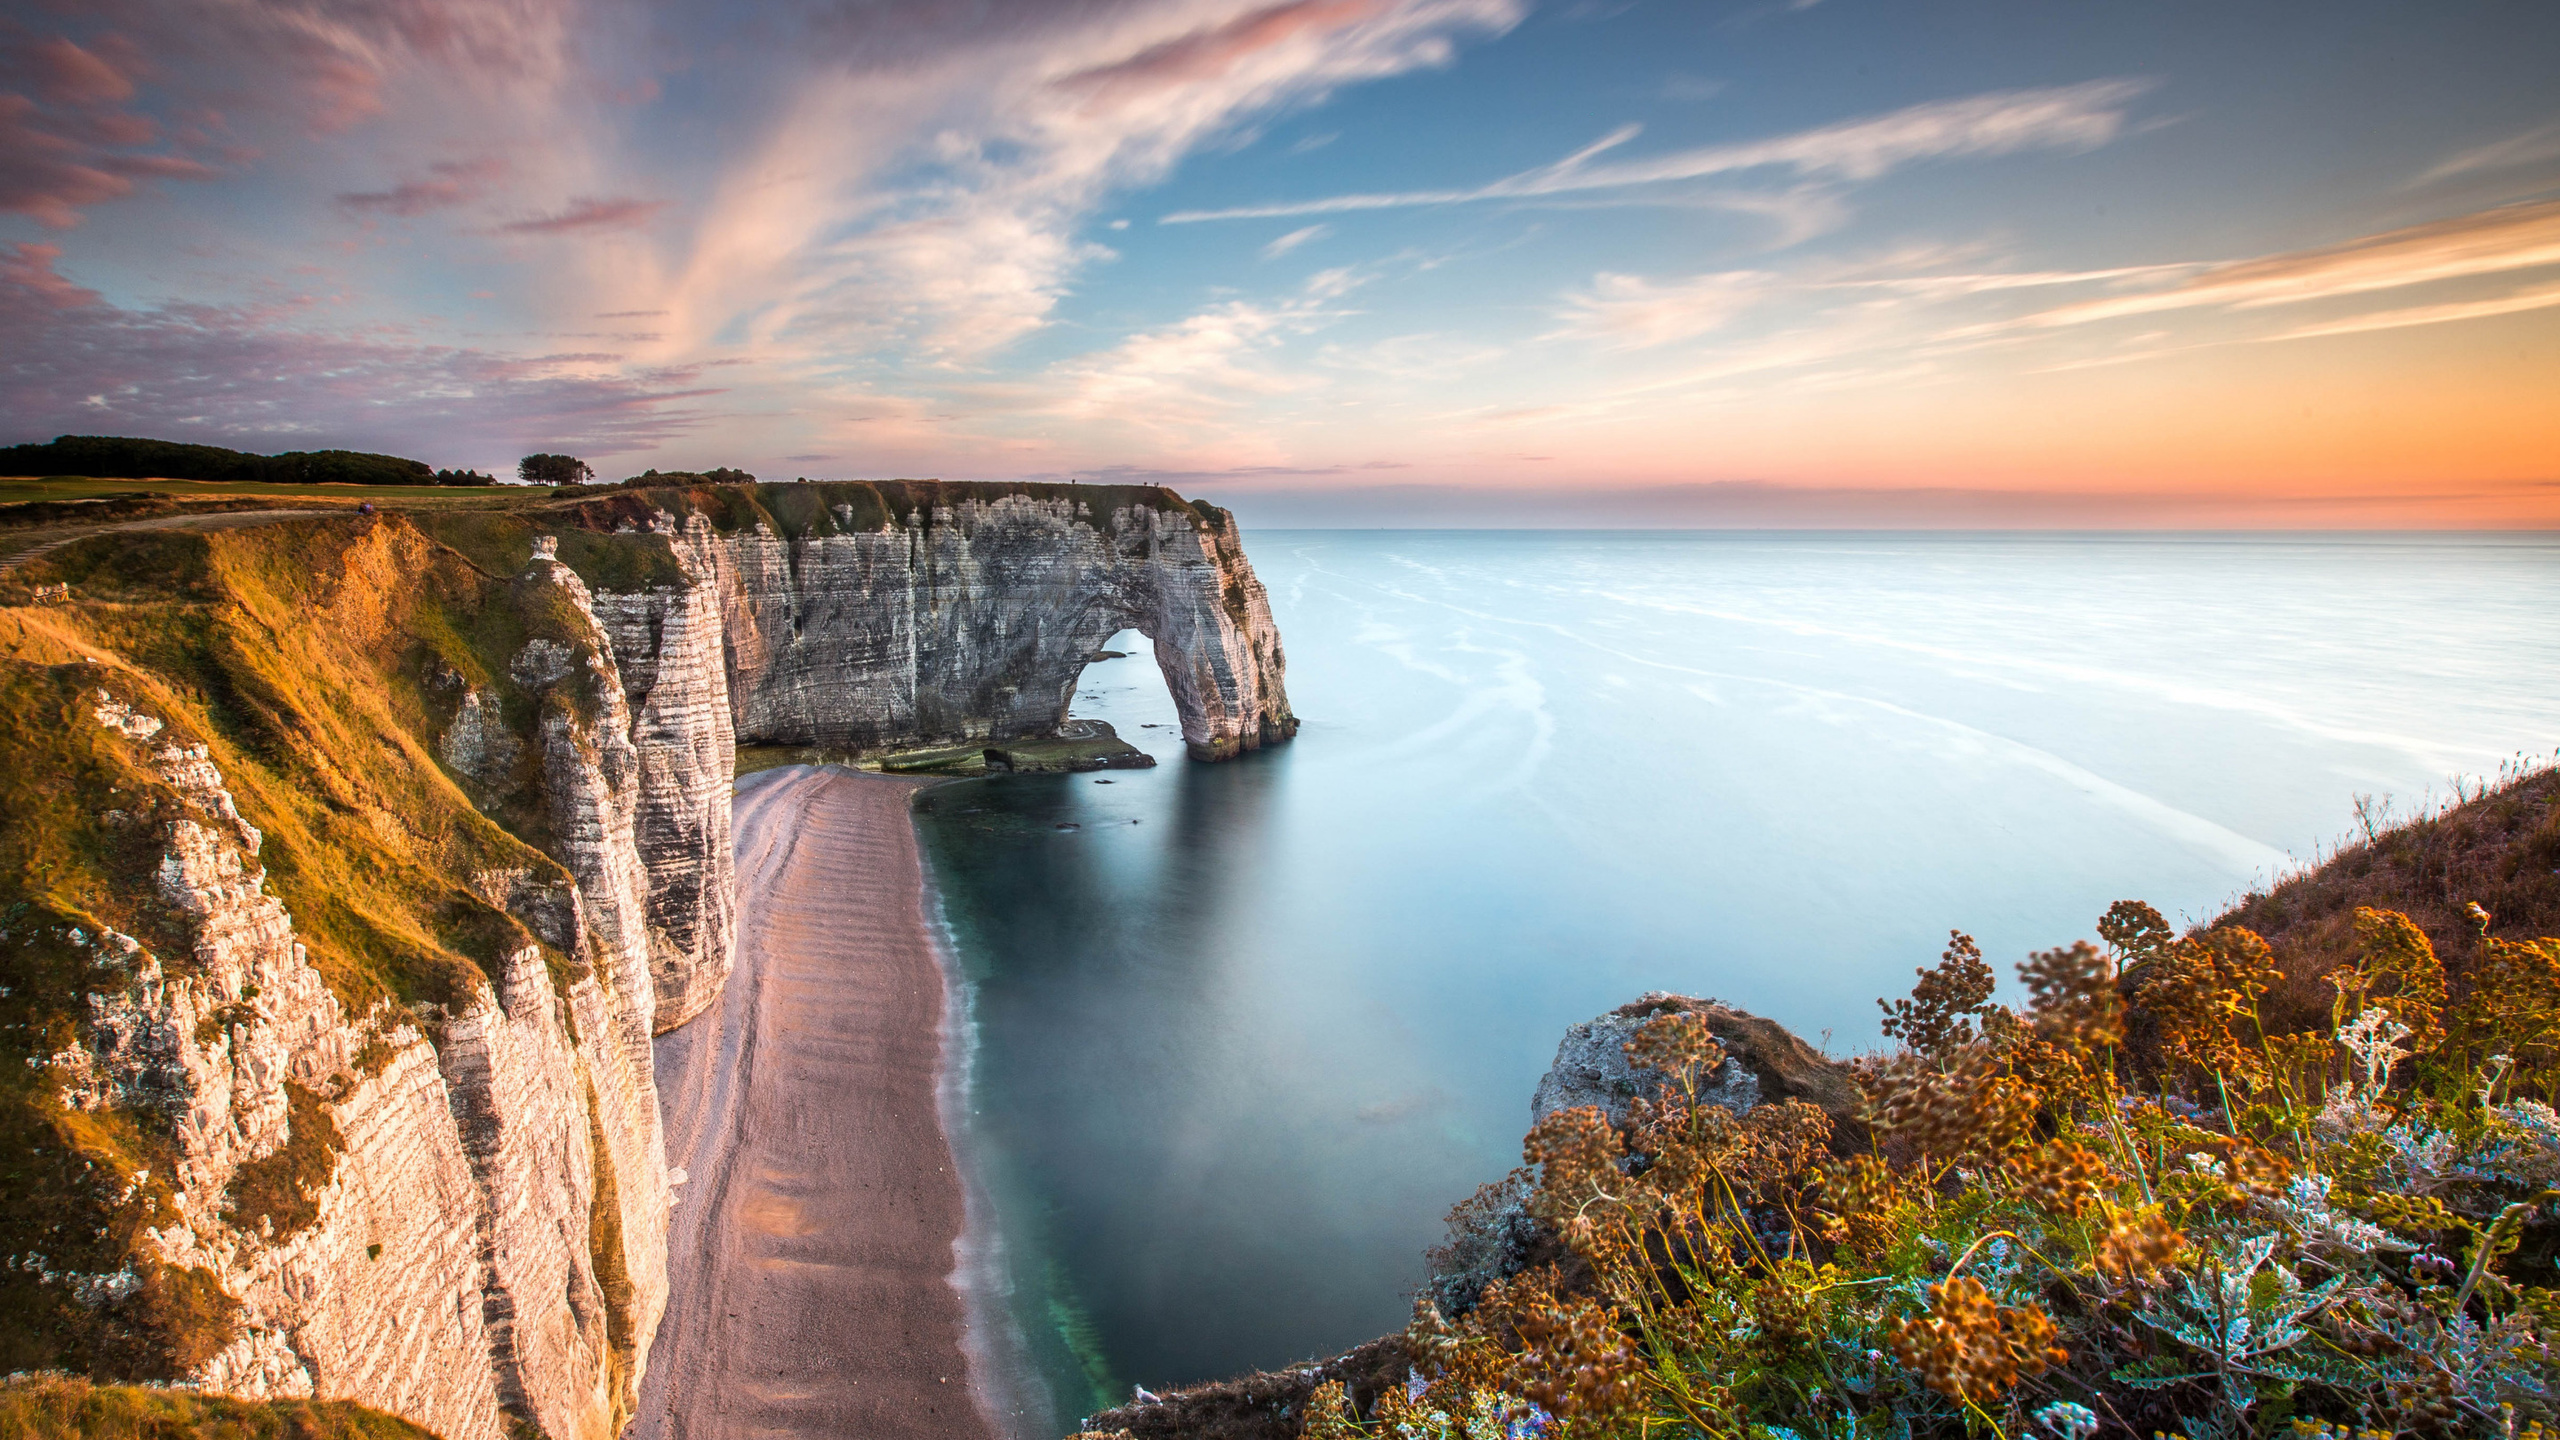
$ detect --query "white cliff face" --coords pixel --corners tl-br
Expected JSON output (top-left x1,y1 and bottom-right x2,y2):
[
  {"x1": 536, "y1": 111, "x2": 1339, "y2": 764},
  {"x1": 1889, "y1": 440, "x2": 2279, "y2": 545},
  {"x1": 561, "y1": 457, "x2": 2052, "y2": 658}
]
[
  {"x1": 566, "y1": 487, "x2": 1294, "y2": 1031},
  {"x1": 650, "y1": 491, "x2": 1296, "y2": 762},
  {"x1": 583, "y1": 541, "x2": 735, "y2": 1035},
  {"x1": 73, "y1": 633, "x2": 671, "y2": 1440}
]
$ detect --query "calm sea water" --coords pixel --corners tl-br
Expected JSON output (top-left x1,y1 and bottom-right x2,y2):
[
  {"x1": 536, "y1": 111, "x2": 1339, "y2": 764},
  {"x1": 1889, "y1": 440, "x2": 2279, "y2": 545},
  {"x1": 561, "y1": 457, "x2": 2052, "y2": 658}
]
[{"x1": 915, "y1": 531, "x2": 2560, "y2": 1434}]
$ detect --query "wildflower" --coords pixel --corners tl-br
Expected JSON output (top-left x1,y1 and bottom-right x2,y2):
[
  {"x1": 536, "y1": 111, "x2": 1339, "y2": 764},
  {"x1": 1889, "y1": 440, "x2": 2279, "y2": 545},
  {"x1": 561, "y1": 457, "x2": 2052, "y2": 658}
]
[
  {"x1": 1505, "y1": 1295, "x2": 1644, "y2": 1421},
  {"x1": 1621, "y1": 1010, "x2": 1726, "y2": 1096},
  {"x1": 1886, "y1": 1275, "x2": 2068, "y2": 1404},
  {"x1": 2134, "y1": 925, "x2": 2283, "y2": 1086},
  {"x1": 2034, "y1": 1400, "x2": 2101, "y2": 1440},
  {"x1": 2337, "y1": 908, "x2": 2446, "y2": 1051},
  {"x1": 1523, "y1": 1106, "x2": 1625, "y2": 1246},
  {"x1": 2020, "y1": 940, "x2": 2122, "y2": 1053},
  {"x1": 2093, "y1": 1209, "x2": 2184, "y2": 1283},
  {"x1": 1878, "y1": 931, "x2": 2001, "y2": 1063},
  {"x1": 1304, "y1": 1380, "x2": 1363, "y2": 1440},
  {"x1": 2335, "y1": 1007, "x2": 2414, "y2": 1099},
  {"x1": 2015, "y1": 1139, "x2": 2109, "y2": 1218}
]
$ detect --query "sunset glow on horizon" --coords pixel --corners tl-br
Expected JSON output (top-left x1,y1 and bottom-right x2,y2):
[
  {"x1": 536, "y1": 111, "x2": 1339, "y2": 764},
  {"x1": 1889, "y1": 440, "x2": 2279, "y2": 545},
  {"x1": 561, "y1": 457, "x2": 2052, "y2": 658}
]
[{"x1": 2, "y1": 0, "x2": 2554, "y2": 526}]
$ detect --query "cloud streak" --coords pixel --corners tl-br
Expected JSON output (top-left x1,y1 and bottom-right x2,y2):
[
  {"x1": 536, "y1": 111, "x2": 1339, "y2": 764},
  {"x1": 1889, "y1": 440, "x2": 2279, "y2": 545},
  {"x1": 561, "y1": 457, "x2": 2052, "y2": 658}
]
[
  {"x1": 2015, "y1": 199, "x2": 2560, "y2": 328},
  {"x1": 1160, "y1": 79, "x2": 2155, "y2": 223},
  {"x1": 338, "y1": 157, "x2": 505, "y2": 216},
  {"x1": 499, "y1": 196, "x2": 669, "y2": 234},
  {"x1": 1262, "y1": 222, "x2": 1331, "y2": 257}
]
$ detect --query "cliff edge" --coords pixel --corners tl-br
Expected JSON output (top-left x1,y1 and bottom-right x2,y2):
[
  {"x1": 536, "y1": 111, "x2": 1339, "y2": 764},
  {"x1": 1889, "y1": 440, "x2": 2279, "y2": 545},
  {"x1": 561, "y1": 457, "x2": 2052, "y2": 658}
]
[{"x1": 0, "y1": 479, "x2": 1295, "y2": 1440}]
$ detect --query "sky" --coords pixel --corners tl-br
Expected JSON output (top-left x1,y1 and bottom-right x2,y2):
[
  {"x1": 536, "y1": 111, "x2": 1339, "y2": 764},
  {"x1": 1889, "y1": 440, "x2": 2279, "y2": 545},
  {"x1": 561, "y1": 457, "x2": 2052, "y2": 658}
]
[{"x1": 1, "y1": 0, "x2": 2555, "y2": 526}]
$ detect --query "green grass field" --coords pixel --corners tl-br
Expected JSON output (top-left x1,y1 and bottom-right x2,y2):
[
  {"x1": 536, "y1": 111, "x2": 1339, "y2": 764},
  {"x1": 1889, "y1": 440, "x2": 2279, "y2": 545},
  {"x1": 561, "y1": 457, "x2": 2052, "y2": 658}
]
[{"x1": 0, "y1": 475, "x2": 533, "y2": 506}]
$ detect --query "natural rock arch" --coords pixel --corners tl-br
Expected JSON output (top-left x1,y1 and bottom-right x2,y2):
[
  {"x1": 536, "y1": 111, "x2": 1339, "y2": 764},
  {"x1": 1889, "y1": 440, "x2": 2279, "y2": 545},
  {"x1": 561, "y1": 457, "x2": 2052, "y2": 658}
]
[{"x1": 640, "y1": 482, "x2": 1297, "y2": 762}]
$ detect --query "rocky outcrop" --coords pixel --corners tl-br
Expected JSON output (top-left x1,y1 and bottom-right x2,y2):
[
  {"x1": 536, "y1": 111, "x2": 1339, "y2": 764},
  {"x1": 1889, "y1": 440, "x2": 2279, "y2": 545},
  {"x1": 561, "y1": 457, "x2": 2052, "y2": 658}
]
[
  {"x1": 1425, "y1": 996, "x2": 1863, "y2": 1323},
  {"x1": 582, "y1": 540, "x2": 735, "y2": 1035},
  {"x1": 1530, "y1": 992, "x2": 1864, "y2": 1141},
  {"x1": 1084, "y1": 999, "x2": 1860, "y2": 1438}
]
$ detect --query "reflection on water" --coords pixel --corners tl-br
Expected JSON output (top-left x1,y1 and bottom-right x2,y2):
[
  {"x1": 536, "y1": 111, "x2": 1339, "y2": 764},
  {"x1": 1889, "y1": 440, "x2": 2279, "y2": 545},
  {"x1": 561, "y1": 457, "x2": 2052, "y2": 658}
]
[{"x1": 918, "y1": 530, "x2": 2560, "y2": 1430}]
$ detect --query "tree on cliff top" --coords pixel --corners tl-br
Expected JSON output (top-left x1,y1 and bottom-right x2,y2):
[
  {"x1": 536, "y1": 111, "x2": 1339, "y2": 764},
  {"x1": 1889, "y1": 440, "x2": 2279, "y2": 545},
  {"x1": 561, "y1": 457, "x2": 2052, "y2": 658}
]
[{"x1": 518, "y1": 453, "x2": 593, "y2": 485}]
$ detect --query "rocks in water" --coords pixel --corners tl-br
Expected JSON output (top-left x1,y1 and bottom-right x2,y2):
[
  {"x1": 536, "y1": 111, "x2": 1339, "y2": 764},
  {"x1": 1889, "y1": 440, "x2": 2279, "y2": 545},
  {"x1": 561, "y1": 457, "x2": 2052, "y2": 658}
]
[{"x1": 984, "y1": 719, "x2": 1157, "y2": 774}]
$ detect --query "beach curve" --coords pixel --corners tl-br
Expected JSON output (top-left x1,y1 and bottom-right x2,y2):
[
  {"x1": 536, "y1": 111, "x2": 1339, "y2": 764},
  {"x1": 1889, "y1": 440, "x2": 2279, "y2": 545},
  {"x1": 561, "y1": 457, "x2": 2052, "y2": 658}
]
[{"x1": 633, "y1": 764, "x2": 996, "y2": 1440}]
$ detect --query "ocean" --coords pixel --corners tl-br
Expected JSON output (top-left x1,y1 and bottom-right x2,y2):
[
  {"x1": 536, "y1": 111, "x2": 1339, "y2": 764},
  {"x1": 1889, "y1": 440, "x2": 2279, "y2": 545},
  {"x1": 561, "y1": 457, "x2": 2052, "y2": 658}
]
[{"x1": 912, "y1": 530, "x2": 2560, "y2": 1435}]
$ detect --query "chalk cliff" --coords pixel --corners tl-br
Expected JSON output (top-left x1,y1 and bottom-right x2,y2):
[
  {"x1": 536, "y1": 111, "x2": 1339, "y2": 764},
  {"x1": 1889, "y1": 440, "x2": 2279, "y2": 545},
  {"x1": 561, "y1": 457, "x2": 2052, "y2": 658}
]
[
  {"x1": 0, "y1": 480, "x2": 1293, "y2": 1440},
  {"x1": 558, "y1": 480, "x2": 1296, "y2": 1030},
  {"x1": 64, "y1": 696, "x2": 657, "y2": 1440}
]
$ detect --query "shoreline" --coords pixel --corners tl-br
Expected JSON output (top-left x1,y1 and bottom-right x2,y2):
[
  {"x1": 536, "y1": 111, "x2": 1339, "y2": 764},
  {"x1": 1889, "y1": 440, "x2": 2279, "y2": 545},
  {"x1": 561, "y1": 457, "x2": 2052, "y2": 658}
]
[
  {"x1": 928, "y1": 825, "x2": 1060, "y2": 1440},
  {"x1": 633, "y1": 764, "x2": 998, "y2": 1440}
]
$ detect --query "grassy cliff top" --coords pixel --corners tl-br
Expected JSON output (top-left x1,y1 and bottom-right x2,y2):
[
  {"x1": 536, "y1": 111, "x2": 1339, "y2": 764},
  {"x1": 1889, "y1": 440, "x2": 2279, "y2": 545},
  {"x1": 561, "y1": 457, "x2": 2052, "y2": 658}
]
[
  {"x1": 0, "y1": 1374, "x2": 440, "y2": 1439},
  {"x1": 1, "y1": 473, "x2": 1220, "y2": 520},
  {"x1": 1, "y1": 476, "x2": 1230, "y2": 582},
  {"x1": 2214, "y1": 760, "x2": 2560, "y2": 1033}
]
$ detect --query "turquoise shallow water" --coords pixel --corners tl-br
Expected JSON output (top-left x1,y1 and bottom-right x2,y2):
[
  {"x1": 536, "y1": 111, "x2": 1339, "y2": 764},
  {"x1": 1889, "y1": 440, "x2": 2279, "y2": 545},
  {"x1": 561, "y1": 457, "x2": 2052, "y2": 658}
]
[{"x1": 914, "y1": 530, "x2": 2560, "y2": 1434}]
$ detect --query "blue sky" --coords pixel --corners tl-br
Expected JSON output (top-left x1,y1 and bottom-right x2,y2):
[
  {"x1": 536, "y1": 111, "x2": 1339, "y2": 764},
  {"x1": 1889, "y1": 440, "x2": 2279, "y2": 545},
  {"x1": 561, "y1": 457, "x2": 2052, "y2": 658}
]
[{"x1": 3, "y1": 0, "x2": 2555, "y2": 523}]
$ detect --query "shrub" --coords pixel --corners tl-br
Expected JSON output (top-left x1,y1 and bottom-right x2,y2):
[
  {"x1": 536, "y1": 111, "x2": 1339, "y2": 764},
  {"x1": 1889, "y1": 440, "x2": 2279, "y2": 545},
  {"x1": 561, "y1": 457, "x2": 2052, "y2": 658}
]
[{"x1": 1362, "y1": 906, "x2": 2560, "y2": 1440}]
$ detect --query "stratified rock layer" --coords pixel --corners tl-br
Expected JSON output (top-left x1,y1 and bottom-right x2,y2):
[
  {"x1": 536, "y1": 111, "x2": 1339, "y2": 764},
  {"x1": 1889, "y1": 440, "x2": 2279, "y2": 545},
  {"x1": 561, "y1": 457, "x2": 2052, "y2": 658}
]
[
  {"x1": 78, "y1": 699, "x2": 660, "y2": 1440},
  {"x1": 574, "y1": 484, "x2": 1295, "y2": 1030},
  {"x1": 14, "y1": 481, "x2": 1296, "y2": 1440}
]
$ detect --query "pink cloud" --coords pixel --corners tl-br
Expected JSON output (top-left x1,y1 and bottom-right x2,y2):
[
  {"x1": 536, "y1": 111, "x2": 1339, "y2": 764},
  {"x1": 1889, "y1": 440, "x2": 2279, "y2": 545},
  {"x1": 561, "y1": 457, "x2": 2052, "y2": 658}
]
[
  {"x1": 338, "y1": 156, "x2": 505, "y2": 216},
  {"x1": 0, "y1": 245, "x2": 720, "y2": 459},
  {"x1": 498, "y1": 196, "x2": 670, "y2": 234},
  {"x1": 29, "y1": 36, "x2": 136, "y2": 105},
  {"x1": 1058, "y1": 0, "x2": 1381, "y2": 104},
  {"x1": 0, "y1": 242, "x2": 101, "y2": 308},
  {"x1": 0, "y1": 32, "x2": 216, "y2": 227}
]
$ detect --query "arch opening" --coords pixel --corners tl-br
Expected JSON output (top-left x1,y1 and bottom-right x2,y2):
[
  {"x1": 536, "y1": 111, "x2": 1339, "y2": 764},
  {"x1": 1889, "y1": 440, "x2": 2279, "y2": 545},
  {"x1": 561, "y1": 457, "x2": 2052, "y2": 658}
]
[{"x1": 1057, "y1": 626, "x2": 1192, "y2": 763}]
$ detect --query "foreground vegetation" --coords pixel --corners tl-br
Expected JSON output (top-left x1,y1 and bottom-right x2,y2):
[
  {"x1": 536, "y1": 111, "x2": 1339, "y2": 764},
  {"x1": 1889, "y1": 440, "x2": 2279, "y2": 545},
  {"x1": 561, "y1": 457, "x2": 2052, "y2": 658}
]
[
  {"x1": 1230, "y1": 769, "x2": 2560, "y2": 1440},
  {"x1": 0, "y1": 1374, "x2": 435, "y2": 1439}
]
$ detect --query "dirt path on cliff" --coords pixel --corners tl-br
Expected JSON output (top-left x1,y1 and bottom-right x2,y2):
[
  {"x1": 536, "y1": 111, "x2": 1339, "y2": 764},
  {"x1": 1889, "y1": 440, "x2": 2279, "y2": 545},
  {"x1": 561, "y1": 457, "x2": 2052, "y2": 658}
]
[
  {"x1": 0, "y1": 508, "x2": 335, "y2": 572},
  {"x1": 635, "y1": 765, "x2": 995, "y2": 1440}
]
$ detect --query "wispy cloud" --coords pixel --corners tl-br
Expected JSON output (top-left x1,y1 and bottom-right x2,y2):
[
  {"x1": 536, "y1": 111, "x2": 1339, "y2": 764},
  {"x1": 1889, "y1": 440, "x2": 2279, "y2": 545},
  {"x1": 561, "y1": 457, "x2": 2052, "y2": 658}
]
[
  {"x1": 499, "y1": 197, "x2": 669, "y2": 235},
  {"x1": 2418, "y1": 121, "x2": 2560, "y2": 183},
  {"x1": 0, "y1": 31, "x2": 221, "y2": 227},
  {"x1": 1160, "y1": 79, "x2": 2155, "y2": 223},
  {"x1": 1047, "y1": 275, "x2": 1354, "y2": 432},
  {"x1": 654, "y1": 0, "x2": 1523, "y2": 369},
  {"x1": 2262, "y1": 277, "x2": 2560, "y2": 341},
  {"x1": 1551, "y1": 270, "x2": 1776, "y2": 348},
  {"x1": 2014, "y1": 198, "x2": 2560, "y2": 328},
  {"x1": 338, "y1": 157, "x2": 505, "y2": 216},
  {"x1": 0, "y1": 241, "x2": 716, "y2": 457},
  {"x1": 1262, "y1": 223, "x2": 1331, "y2": 257}
]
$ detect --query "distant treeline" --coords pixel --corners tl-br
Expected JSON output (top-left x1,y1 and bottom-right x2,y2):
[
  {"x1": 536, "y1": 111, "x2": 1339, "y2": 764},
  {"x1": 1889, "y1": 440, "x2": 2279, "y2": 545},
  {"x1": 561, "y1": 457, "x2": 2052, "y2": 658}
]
[{"x1": 0, "y1": 435, "x2": 499, "y2": 487}]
